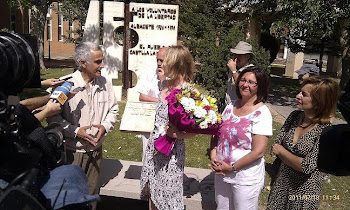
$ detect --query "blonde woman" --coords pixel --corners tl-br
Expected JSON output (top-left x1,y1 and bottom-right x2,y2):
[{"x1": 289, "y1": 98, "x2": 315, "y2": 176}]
[
  {"x1": 140, "y1": 45, "x2": 196, "y2": 210},
  {"x1": 267, "y1": 77, "x2": 339, "y2": 209}
]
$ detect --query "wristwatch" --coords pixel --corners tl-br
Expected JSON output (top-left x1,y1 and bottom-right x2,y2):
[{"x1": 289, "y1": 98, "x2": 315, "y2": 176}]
[
  {"x1": 232, "y1": 70, "x2": 237, "y2": 74},
  {"x1": 231, "y1": 163, "x2": 237, "y2": 172}
]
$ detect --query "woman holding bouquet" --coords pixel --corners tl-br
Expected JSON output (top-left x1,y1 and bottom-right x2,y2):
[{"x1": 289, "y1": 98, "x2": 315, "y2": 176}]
[
  {"x1": 140, "y1": 45, "x2": 196, "y2": 210},
  {"x1": 210, "y1": 66, "x2": 272, "y2": 210}
]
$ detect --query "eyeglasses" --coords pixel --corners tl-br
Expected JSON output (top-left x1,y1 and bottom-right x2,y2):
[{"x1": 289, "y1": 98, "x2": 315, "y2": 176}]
[{"x1": 239, "y1": 79, "x2": 258, "y2": 87}]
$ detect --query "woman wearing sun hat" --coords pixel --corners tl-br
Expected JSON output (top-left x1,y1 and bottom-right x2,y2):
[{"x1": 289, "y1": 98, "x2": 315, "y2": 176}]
[{"x1": 226, "y1": 41, "x2": 255, "y2": 105}]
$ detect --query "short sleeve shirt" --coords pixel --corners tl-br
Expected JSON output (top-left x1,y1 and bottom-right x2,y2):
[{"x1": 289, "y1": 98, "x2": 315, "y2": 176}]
[
  {"x1": 137, "y1": 68, "x2": 161, "y2": 98},
  {"x1": 216, "y1": 101, "x2": 273, "y2": 185}
]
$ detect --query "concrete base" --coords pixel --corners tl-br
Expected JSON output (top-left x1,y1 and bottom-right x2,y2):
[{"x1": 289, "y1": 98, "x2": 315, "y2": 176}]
[{"x1": 100, "y1": 159, "x2": 216, "y2": 210}]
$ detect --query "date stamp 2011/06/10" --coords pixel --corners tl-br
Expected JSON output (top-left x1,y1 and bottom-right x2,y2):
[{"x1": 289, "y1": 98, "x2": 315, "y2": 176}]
[{"x1": 289, "y1": 194, "x2": 341, "y2": 201}]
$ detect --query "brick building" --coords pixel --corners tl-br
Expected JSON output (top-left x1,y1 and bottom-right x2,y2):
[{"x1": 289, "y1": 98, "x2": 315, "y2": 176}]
[
  {"x1": 0, "y1": 1, "x2": 80, "y2": 59},
  {"x1": 44, "y1": 2, "x2": 79, "y2": 59}
]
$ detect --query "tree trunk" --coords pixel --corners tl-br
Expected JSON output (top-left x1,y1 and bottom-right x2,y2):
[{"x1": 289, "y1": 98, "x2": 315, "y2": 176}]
[
  {"x1": 340, "y1": 19, "x2": 350, "y2": 90},
  {"x1": 340, "y1": 46, "x2": 350, "y2": 90},
  {"x1": 30, "y1": 5, "x2": 48, "y2": 70}
]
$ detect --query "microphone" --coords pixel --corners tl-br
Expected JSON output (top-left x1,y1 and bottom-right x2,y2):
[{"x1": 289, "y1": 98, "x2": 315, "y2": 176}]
[{"x1": 50, "y1": 82, "x2": 73, "y2": 105}]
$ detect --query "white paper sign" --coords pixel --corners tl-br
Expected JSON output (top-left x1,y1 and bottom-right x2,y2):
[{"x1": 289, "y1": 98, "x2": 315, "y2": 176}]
[{"x1": 120, "y1": 101, "x2": 157, "y2": 133}]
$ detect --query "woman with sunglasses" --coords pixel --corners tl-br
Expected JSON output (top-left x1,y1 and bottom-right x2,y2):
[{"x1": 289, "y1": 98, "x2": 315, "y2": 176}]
[
  {"x1": 267, "y1": 76, "x2": 339, "y2": 210},
  {"x1": 210, "y1": 66, "x2": 272, "y2": 210}
]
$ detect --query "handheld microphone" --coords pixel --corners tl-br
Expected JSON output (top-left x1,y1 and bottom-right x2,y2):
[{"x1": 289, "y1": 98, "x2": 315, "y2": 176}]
[{"x1": 50, "y1": 82, "x2": 73, "y2": 105}]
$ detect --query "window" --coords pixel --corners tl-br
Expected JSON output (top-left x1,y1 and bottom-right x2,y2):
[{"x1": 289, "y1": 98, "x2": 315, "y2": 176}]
[
  {"x1": 69, "y1": 20, "x2": 74, "y2": 39},
  {"x1": 58, "y1": 3, "x2": 63, "y2": 41},
  {"x1": 47, "y1": 6, "x2": 52, "y2": 41}
]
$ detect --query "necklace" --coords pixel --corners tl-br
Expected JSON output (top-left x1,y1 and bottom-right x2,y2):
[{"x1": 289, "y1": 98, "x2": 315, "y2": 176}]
[
  {"x1": 299, "y1": 123, "x2": 312, "y2": 129},
  {"x1": 299, "y1": 114, "x2": 314, "y2": 129}
]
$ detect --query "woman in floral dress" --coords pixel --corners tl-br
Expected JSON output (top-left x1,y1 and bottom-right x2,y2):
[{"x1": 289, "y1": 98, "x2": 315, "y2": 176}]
[{"x1": 140, "y1": 45, "x2": 196, "y2": 210}]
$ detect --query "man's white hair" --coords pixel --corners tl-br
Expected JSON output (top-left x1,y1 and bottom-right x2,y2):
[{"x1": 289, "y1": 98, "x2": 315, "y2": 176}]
[{"x1": 74, "y1": 42, "x2": 102, "y2": 70}]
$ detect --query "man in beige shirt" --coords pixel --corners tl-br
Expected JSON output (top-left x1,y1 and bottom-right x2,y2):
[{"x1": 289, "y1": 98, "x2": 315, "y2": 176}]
[{"x1": 48, "y1": 42, "x2": 119, "y2": 209}]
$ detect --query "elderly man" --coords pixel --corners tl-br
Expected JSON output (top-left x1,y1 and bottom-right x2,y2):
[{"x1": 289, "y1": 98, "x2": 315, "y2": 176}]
[
  {"x1": 138, "y1": 47, "x2": 168, "y2": 102},
  {"x1": 137, "y1": 46, "x2": 168, "y2": 160},
  {"x1": 48, "y1": 42, "x2": 119, "y2": 209},
  {"x1": 226, "y1": 41, "x2": 254, "y2": 104}
]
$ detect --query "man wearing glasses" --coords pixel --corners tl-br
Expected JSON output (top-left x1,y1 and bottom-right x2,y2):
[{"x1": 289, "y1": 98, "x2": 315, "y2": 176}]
[{"x1": 226, "y1": 41, "x2": 254, "y2": 104}]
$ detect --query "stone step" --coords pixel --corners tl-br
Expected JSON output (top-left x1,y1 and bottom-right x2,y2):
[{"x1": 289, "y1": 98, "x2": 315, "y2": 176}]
[{"x1": 100, "y1": 159, "x2": 216, "y2": 210}]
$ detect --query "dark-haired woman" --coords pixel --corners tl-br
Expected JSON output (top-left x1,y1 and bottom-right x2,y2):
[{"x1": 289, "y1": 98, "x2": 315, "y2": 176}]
[
  {"x1": 267, "y1": 76, "x2": 339, "y2": 209},
  {"x1": 210, "y1": 66, "x2": 273, "y2": 210}
]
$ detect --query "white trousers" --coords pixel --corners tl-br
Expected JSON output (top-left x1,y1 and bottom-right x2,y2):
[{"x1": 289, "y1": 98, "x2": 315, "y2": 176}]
[{"x1": 215, "y1": 174, "x2": 264, "y2": 210}]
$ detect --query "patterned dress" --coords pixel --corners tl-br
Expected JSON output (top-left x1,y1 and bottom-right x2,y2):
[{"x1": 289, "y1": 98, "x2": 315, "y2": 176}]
[
  {"x1": 267, "y1": 110, "x2": 329, "y2": 210},
  {"x1": 140, "y1": 99, "x2": 186, "y2": 210}
]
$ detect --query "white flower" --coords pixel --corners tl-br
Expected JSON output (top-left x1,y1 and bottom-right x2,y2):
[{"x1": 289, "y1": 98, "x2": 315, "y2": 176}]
[
  {"x1": 199, "y1": 120, "x2": 209, "y2": 129},
  {"x1": 193, "y1": 106, "x2": 207, "y2": 118},
  {"x1": 180, "y1": 97, "x2": 196, "y2": 113},
  {"x1": 207, "y1": 110, "x2": 218, "y2": 124},
  {"x1": 202, "y1": 97, "x2": 210, "y2": 106}
]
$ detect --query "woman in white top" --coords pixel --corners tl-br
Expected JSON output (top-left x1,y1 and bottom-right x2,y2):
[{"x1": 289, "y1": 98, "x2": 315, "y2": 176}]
[{"x1": 210, "y1": 66, "x2": 272, "y2": 210}]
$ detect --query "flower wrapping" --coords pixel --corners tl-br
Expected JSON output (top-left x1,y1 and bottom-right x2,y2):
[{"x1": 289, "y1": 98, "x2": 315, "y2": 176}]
[{"x1": 154, "y1": 84, "x2": 222, "y2": 156}]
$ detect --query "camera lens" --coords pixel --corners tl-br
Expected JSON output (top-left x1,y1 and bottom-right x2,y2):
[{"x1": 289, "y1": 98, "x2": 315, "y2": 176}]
[{"x1": 0, "y1": 32, "x2": 39, "y2": 93}]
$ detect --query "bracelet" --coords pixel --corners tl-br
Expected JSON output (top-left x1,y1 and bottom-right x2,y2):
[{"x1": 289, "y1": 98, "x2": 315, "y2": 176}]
[
  {"x1": 231, "y1": 163, "x2": 237, "y2": 172},
  {"x1": 232, "y1": 70, "x2": 237, "y2": 74}
]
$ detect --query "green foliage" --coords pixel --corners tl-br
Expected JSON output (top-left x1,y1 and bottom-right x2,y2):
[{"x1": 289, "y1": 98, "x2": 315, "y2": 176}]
[
  {"x1": 241, "y1": 0, "x2": 350, "y2": 89},
  {"x1": 193, "y1": 25, "x2": 270, "y2": 112},
  {"x1": 194, "y1": 25, "x2": 243, "y2": 112}
]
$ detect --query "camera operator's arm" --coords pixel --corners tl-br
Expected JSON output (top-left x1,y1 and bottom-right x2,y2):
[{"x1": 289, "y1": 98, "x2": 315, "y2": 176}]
[
  {"x1": 20, "y1": 94, "x2": 50, "y2": 111},
  {"x1": 34, "y1": 99, "x2": 61, "y2": 122}
]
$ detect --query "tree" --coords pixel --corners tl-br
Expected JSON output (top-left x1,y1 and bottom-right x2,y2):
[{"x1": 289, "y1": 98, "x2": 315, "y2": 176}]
[
  {"x1": 244, "y1": 0, "x2": 350, "y2": 89},
  {"x1": 55, "y1": 0, "x2": 90, "y2": 44},
  {"x1": 5, "y1": 0, "x2": 51, "y2": 69}
]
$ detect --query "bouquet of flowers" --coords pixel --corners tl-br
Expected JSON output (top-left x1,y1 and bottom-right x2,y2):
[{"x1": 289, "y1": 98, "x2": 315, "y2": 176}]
[{"x1": 154, "y1": 83, "x2": 222, "y2": 156}]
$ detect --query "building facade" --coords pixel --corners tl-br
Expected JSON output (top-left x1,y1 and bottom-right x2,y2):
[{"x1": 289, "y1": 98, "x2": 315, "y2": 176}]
[
  {"x1": 44, "y1": 2, "x2": 79, "y2": 59},
  {"x1": 0, "y1": 1, "x2": 79, "y2": 59}
]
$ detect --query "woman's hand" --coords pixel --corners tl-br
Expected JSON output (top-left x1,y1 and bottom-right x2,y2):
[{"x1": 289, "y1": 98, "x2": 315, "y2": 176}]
[
  {"x1": 211, "y1": 159, "x2": 233, "y2": 175},
  {"x1": 166, "y1": 123, "x2": 196, "y2": 139},
  {"x1": 271, "y1": 143, "x2": 284, "y2": 156},
  {"x1": 166, "y1": 123, "x2": 180, "y2": 138}
]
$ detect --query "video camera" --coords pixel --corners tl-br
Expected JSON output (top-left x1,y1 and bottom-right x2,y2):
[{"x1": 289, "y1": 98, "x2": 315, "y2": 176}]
[{"x1": 0, "y1": 32, "x2": 65, "y2": 209}]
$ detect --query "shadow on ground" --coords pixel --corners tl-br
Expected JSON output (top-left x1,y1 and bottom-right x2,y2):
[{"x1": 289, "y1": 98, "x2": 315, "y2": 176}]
[
  {"x1": 267, "y1": 76, "x2": 300, "y2": 106},
  {"x1": 97, "y1": 196, "x2": 148, "y2": 210}
]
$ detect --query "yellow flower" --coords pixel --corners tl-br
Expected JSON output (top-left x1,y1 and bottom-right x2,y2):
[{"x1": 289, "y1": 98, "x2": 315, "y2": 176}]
[
  {"x1": 207, "y1": 96, "x2": 217, "y2": 104},
  {"x1": 216, "y1": 114, "x2": 222, "y2": 123}
]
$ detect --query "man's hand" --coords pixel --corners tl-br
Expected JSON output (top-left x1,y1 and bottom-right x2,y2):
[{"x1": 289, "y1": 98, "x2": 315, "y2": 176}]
[
  {"x1": 227, "y1": 58, "x2": 238, "y2": 73},
  {"x1": 92, "y1": 124, "x2": 106, "y2": 143},
  {"x1": 77, "y1": 125, "x2": 96, "y2": 146}
]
